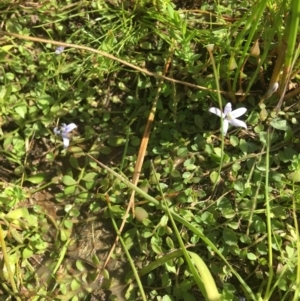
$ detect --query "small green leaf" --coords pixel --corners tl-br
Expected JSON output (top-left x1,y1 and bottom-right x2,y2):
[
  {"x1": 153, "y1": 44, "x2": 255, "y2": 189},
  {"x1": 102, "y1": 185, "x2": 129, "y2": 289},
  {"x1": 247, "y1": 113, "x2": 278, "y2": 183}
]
[
  {"x1": 130, "y1": 136, "x2": 140, "y2": 147},
  {"x1": 186, "y1": 164, "x2": 196, "y2": 170},
  {"x1": 177, "y1": 147, "x2": 188, "y2": 157},
  {"x1": 22, "y1": 248, "x2": 33, "y2": 259},
  {"x1": 239, "y1": 139, "x2": 248, "y2": 154},
  {"x1": 140, "y1": 42, "x2": 153, "y2": 49},
  {"x1": 210, "y1": 171, "x2": 220, "y2": 184},
  {"x1": 270, "y1": 118, "x2": 290, "y2": 131},
  {"x1": 64, "y1": 185, "x2": 76, "y2": 195},
  {"x1": 228, "y1": 54, "x2": 237, "y2": 70},
  {"x1": 182, "y1": 171, "x2": 191, "y2": 179},
  {"x1": 6, "y1": 208, "x2": 30, "y2": 221},
  {"x1": 253, "y1": 217, "x2": 266, "y2": 232},
  {"x1": 194, "y1": 115, "x2": 203, "y2": 129},
  {"x1": 82, "y1": 172, "x2": 98, "y2": 181},
  {"x1": 147, "y1": 273, "x2": 155, "y2": 286},
  {"x1": 75, "y1": 260, "x2": 86, "y2": 272},
  {"x1": 60, "y1": 228, "x2": 71, "y2": 241},
  {"x1": 260, "y1": 108, "x2": 268, "y2": 121},
  {"x1": 26, "y1": 173, "x2": 46, "y2": 184},
  {"x1": 124, "y1": 228, "x2": 136, "y2": 250},
  {"x1": 257, "y1": 242, "x2": 267, "y2": 255},
  {"x1": 217, "y1": 198, "x2": 235, "y2": 219},
  {"x1": 284, "y1": 147, "x2": 297, "y2": 159},
  {"x1": 232, "y1": 162, "x2": 241, "y2": 171},
  {"x1": 162, "y1": 294, "x2": 173, "y2": 301},
  {"x1": 214, "y1": 147, "x2": 222, "y2": 157},
  {"x1": 64, "y1": 219, "x2": 73, "y2": 229},
  {"x1": 230, "y1": 135, "x2": 239, "y2": 147},
  {"x1": 171, "y1": 169, "x2": 181, "y2": 179},
  {"x1": 259, "y1": 131, "x2": 267, "y2": 145},
  {"x1": 85, "y1": 181, "x2": 95, "y2": 190},
  {"x1": 247, "y1": 253, "x2": 257, "y2": 260},
  {"x1": 2, "y1": 45, "x2": 14, "y2": 52},
  {"x1": 254, "y1": 124, "x2": 264, "y2": 133},
  {"x1": 107, "y1": 136, "x2": 125, "y2": 147},
  {"x1": 160, "y1": 215, "x2": 169, "y2": 226},
  {"x1": 69, "y1": 208, "x2": 80, "y2": 217},
  {"x1": 69, "y1": 156, "x2": 79, "y2": 169},
  {"x1": 14, "y1": 105, "x2": 27, "y2": 118},
  {"x1": 5, "y1": 73, "x2": 15, "y2": 80},
  {"x1": 135, "y1": 207, "x2": 149, "y2": 222},
  {"x1": 70, "y1": 146, "x2": 85, "y2": 157},
  {"x1": 71, "y1": 279, "x2": 81, "y2": 291},
  {"x1": 184, "y1": 158, "x2": 195, "y2": 166},
  {"x1": 62, "y1": 175, "x2": 77, "y2": 186},
  {"x1": 60, "y1": 283, "x2": 67, "y2": 295},
  {"x1": 100, "y1": 146, "x2": 112, "y2": 155},
  {"x1": 284, "y1": 128, "x2": 293, "y2": 142},
  {"x1": 10, "y1": 228, "x2": 24, "y2": 243},
  {"x1": 288, "y1": 172, "x2": 300, "y2": 182},
  {"x1": 233, "y1": 181, "x2": 244, "y2": 193},
  {"x1": 286, "y1": 245, "x2": 294, "y2": 258},
  {"x1": 166, "y1": 236, "x2": 174, "y2": 249},
  {"x1": 151, "y1": 242, "x2": 163, "y2": 254},
  {"x1": 223, "y1": 228, "x2": 237, "y2": 246}
]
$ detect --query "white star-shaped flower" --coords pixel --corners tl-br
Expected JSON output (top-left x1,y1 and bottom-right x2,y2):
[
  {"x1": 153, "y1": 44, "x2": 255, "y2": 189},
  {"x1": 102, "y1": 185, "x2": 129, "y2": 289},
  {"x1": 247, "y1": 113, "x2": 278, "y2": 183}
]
[
  {"x1": 53, "y1": 123, "x2": 77, "y2": 148},
  {"x1": 209, "y1": 102, "x2": 247, "y2": 135}
]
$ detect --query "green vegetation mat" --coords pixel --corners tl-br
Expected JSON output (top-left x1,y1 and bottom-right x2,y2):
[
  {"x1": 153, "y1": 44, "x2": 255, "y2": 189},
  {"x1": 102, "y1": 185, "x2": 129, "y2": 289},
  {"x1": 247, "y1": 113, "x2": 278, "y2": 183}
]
[{"x1": 0, "y1": 0, "x2": 300, "y2": 300}]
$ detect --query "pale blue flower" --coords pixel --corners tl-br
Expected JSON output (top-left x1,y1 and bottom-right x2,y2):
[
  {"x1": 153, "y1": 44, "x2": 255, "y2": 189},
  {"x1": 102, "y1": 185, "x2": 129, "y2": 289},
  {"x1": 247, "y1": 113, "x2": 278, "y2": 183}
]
[
  {"x1": 55, "y1": 46, "x2": 65, "y2": 54},
  {"x1": 53, "y1": 123, "x2": 77, "y2": 148},
  {"x1": 209, "y1": 102, "x2": 247, "y2": 135}
]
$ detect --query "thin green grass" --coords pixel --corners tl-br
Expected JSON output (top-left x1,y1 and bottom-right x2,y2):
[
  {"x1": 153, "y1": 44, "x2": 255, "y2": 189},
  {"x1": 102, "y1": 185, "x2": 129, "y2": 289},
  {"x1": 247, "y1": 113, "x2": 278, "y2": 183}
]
[{"x1": 263, "y1": 129, "x2": 273, "y2": 300}]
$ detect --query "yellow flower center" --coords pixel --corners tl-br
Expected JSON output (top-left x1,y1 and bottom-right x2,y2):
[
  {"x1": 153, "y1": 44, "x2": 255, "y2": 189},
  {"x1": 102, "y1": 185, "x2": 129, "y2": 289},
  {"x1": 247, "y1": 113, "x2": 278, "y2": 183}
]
[{"x1": 226, "y1": 112, "x2": 233, "y2": 120}]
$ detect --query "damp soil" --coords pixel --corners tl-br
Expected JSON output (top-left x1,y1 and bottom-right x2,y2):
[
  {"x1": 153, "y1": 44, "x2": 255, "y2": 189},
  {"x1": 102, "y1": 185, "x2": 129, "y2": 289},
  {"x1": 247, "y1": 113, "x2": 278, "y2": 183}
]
[{"x1": 29, "y1": 197, "x2": 130, "y2": 301}]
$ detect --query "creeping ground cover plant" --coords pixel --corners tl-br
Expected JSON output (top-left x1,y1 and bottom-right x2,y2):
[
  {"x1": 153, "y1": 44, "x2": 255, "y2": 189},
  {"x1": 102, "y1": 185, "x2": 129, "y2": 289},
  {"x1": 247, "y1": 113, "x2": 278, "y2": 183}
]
[{"x1": 0, "y1": 0, "x2": 300, "y2": 301}]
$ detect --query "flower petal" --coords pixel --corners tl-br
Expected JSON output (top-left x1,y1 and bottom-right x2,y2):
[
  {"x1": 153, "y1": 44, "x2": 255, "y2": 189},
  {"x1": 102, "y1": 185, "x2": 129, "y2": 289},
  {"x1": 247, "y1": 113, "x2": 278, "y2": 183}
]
[
  {"x1": 55, "y1": 46, "x2": 65, "y2": 54},
  {"x1": 53, "y1": 127, "x2": 60, "y2": 135},
  {"x1": 65, "y1": 123, "x2": 77, "y2": 133},
  {"x1": 231, "y1": 107, "x2": 247, "y2": 118},
  {"x1": 229, "y1": 118, "x2": 247, "y2": 129},
  {"x1": 209, "y1": 107, "x2": 224, "y2": 118},
  {"x1": 222, "y1": 119, "x2": 229, "y2": 135},
  {"x1": 61, "y1": 132, "x2": 68, "y2": 139},
  {"x1": 223, "y1": 103, "x2": 232, "y2": 116},
  {"x1": 62, "y1": 137, "x2": 70, "y2": 148}
]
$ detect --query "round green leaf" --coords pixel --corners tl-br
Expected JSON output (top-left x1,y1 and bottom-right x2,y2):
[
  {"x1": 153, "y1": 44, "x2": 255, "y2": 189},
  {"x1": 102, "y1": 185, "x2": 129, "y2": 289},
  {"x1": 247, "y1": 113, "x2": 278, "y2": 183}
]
[
  {"x1": 135, "y1": 206, "x2": 149, "y2": 222},
  {"x1": 247, "y1": 253, "x2": 257, "y2": 260},
  {"x1": 288, "y1": 172, "x2": 300, "y2": 182},
  {"x1": 100, "y1": 146, "x2": 112, "y2": 155},
  {"x1": 230, "y1": 135, "x2": 239, "y2": 147},
  {"x1": 270, "y1": 118, "x2": 290, "y2": 131},
  {"x1": 223, "y1": 228, "x2": 237, "y2": 246},
  {"x1": 210, "y1": 171, "x2": 220, "y2": 184}
]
